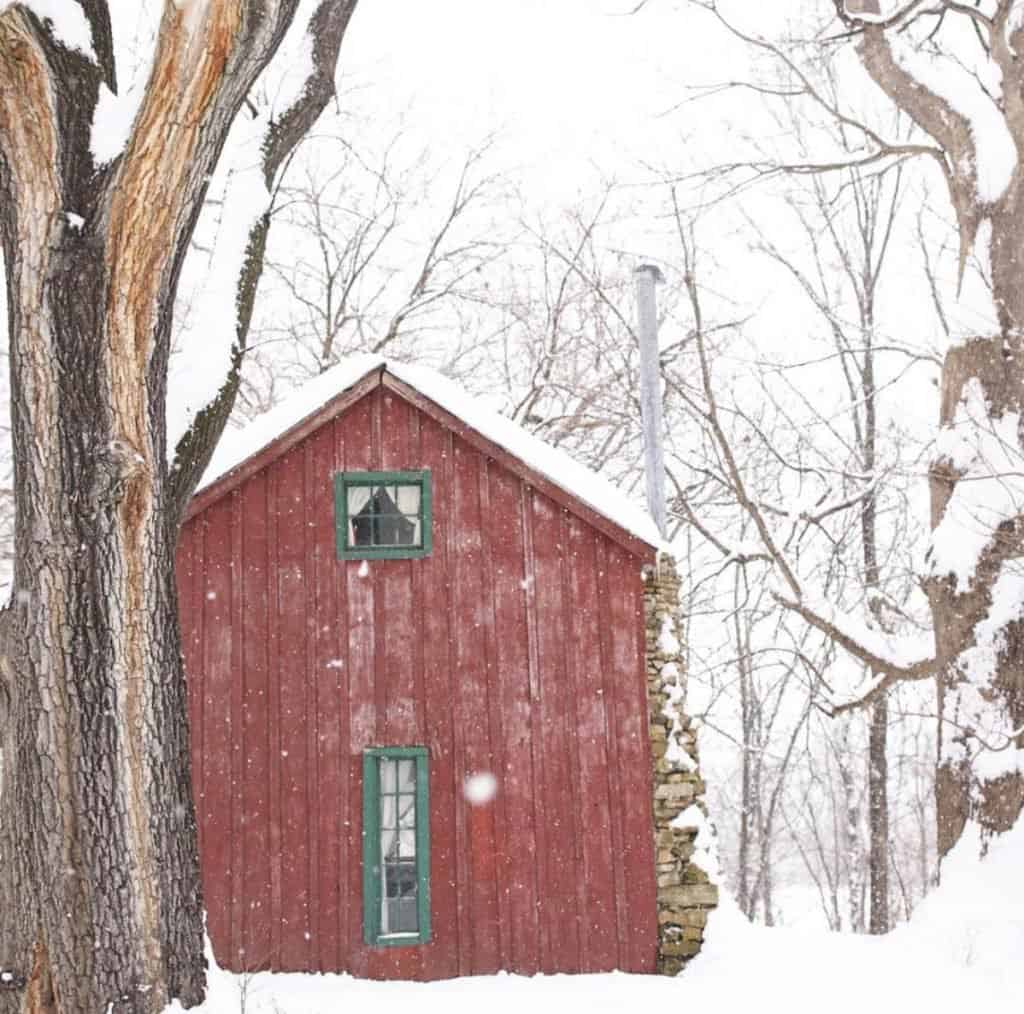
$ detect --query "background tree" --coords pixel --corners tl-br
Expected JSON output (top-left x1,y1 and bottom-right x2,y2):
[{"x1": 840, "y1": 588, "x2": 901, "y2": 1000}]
[
  {"x1": 838, "y1": 0, "x2": 1024, "y2": 859},
  {"x1": 748, "y1": 149, "x2": 912, "y2": 932},
  {"x1": 672, "y1": 0, "x2": 1024, "y2": 874},
  {"x1": 0, "y1": 2, "x2": 360, "y2": 1012},
  {"x1": 239, "y1": 130, "x2": 508, "y2": 411}
]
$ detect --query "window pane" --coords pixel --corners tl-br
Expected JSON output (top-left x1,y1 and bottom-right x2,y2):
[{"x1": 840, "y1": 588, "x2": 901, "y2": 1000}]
[
  {"x1": 397, "y1": 759, "x2": 416, "y2": 790},
  {"x1": 347, "y1": 486, "x2": 374, "y2": 516},
  {"x1": 396, "y1": 485, "x2": 421, "y2": 515},
  {"x1": 381, "y1": 828, "x2": 397, "y2": 862},
  {"x1": 375, "y1": 510, "x2": 416, "y2": 546},
  {"x1": 398, "y1": 795, "x2": 416, "y2": 829},
  {"x1": 380, "y1": 758, "x2": 397, "y2": 793},
  {"x1": 386, "y1": 860, "x2": 417, "y2": 899},
  {"x1": 398, "y1": 829, "x2": 416, "y2": 858},
  {"x1": 384, "y1": 898, "x2": 419, "y2": 934},
  {"x1": 405, "y1": 517, "x2": 422, "y2": 546},
  {"x1": 396, "y1": 897, "x2": 418, "y2": 933},
  {"x1": 381, "y1": 795, "x2": 397, "y2": 830},
  {"x1": 383, "y1": 859, "x2": 419, "y2": 933}
]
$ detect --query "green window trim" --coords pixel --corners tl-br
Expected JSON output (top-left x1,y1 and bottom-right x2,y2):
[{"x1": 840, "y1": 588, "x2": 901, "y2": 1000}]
[
  {"x1": 362, "y1": 746, "x2": 431, "y2": 948},
  {"x1": 334, "y1": 470, "x2": 433, "y2": 560}
]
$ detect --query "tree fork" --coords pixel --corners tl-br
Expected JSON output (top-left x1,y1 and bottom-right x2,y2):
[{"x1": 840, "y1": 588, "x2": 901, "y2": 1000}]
[{"x1": 0, "y1": 2, "x2": 363, "y2": 1010}]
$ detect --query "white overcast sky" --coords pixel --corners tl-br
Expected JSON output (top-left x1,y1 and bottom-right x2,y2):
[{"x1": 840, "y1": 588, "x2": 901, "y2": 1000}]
[{"x1": 339, "y1": 0, "x2": 753, "y2": 202}]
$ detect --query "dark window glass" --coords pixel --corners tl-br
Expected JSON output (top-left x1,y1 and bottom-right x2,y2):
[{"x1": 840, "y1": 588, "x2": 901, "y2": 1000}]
[{"x1": 349, "y1": 485, "x2": 422, "y2": 547}]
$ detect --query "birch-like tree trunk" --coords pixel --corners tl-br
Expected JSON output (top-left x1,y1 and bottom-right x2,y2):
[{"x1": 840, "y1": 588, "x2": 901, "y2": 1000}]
[{"x1": 0, "y1": 3, "x2": 358, "y2": 1012}]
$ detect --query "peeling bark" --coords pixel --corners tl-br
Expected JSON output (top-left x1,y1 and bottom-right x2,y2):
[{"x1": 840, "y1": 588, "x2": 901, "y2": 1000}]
[{"x1": 0, "y1": 3, "x2": 362, "y2": 1011}]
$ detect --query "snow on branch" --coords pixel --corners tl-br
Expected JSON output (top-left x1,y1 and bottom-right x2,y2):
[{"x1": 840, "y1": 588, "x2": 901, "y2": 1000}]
[
  {"x1": 166, "y1": 1, "x2": 360, "y2": 516},
  {"x1": 929, "y1": 376, "x2": 1024, "y2": 593},
  {"x1": 773, "y1": 590, "x2": 939, "y2": 701},
  {"x1": 958, "y1": 562, "x2": 1024, "y2": 688},
  {"x1": 0, "y1": 1, "x2": 94, "y2": 58}
]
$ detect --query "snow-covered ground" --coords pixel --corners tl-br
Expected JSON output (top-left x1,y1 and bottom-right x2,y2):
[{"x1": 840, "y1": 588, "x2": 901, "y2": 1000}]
[{"x1": 179, "y1": 821, "x2": 1022, "y2": 1014}]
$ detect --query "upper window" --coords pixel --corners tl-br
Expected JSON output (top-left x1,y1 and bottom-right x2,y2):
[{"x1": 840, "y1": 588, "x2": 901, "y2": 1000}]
[
  {"x1": 334, "y1": 471, "x2": 432, "y2": 560},
  {"x1": 362, "y1": 747, "x2": 431, "y2": 947}
]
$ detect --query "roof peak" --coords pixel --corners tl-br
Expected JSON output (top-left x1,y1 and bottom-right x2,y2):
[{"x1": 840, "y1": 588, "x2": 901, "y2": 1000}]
[{"x1": 193, "y1": 354, "x2": 663, "y2": 552}]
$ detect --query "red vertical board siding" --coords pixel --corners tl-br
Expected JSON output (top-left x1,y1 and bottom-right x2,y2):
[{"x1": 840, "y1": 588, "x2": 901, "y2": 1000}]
[
  {"x1": 488, "y1": 469, "x2": 540, "y2": 974},
  {"x1": 229, "y1": 492, "x2": 246, "y2": 964},
  {"x1": 419, "y1": 418, "x2": 460, "y2": 980},
  {"x1": 329, "y1": 416, "x2": 352, "y2": 972},
  {"x1": 201, "y1": 497, "x2": 234, "y2": 968},
  {"x1": 379, "y1": 391, "x2": 417, "y2": 747},
  {"x1": 519, "y1": 487, "x2": 551, "y2": 970},
  {"x1": 301, "y1": 437, "x2": 322, "y2": 969},
  {"x1": 240, "y1": 473, "x2": 272, "y2": 969},
  {"x1": 605, "y1": 541, "x2": 658, "y2": 973},
  {"x1": 276, "y1": 442, "x2": 312, "y2": 970},
  {"x1": 408, "y1": 407, "x2": 427, "y2": 747},
  {"x1": 265, "y1": 467, "x2": 284, "y2": 967},
  {"x1": 478, "y1": 461, "x2": 510, "y2": 970},
  {"x1": 452, "y1": 436, "x2": 500, "y2": 976},
  {"x1": 180, "y1": 382, "x2": 658, "y2": 982},
  {"x1": 530, "y1": 491, "x2": 581, "y2": 974},
  {"x1": 342, "y1": 391, "x2": 374, "y2": 980},
  {"x1": 594, "y1": 537, "x2": 629, "y2": 967},
  {"x1": 558, "y1": 511, "x2": 587, "y2": 973},
  {"x1": 566, "y1": 517, "x2": 619, "y2": 972},
  {"x1": 309, "y1": 421, "x2": 343, "y2": 972}
]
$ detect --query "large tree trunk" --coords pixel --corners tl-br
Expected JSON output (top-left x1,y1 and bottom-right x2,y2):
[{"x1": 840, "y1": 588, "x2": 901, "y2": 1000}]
[
  {"x1": 0, "y1": 104, "x2": 203, "y2": 1014},
  {"x1": 0, "y1": 4, "x2": 360, "y2": 1010},
  {"x1": 928, "y1": 338, "x2": 1024, "y2": 859}
]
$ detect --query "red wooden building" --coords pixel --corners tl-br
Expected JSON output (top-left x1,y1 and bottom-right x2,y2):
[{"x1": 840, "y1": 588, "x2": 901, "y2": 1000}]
[{"x1": 176, "y1": 356, "x2": 664, "y2": 980}]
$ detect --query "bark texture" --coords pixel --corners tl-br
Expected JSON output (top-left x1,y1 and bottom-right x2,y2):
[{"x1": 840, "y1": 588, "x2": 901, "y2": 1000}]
[
  {"x1": 0, "y1": 3, "x2": 360, "y2": 1011},
  {"x1": 928, "y1": 340, "x2": 1024, "y2": 855},
  {"x1": 846, "y1": 3, "x2": 1024, "y2": 859}
]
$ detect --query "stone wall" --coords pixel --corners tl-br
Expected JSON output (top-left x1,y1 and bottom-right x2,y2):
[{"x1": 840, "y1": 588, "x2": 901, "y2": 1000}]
[{"x1": 644, "y1": 552, "x2": 718, "y2": 974}]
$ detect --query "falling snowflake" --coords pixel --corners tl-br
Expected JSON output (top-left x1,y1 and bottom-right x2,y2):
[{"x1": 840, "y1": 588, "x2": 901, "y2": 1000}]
[{"x1": 463, "y1": 771, "x2": 497, "y2": 806}]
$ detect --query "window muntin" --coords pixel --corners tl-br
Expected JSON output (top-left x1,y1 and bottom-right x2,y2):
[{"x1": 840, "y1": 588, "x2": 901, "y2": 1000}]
[
  {"x1": 335, "y1": 471, "x2": 432, "y2": 559},
  {"x1": 363, "y1": 747, "x2": 431, "y2": 946}
]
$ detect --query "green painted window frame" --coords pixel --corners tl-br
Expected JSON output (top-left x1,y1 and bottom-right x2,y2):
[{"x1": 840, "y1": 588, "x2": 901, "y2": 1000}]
[
  {"x1": 362, "y1": 746, "x2": 431, "y2": 948},
  {"x1": 334, "y1": 470, "x2": 433, "y2": 560}
]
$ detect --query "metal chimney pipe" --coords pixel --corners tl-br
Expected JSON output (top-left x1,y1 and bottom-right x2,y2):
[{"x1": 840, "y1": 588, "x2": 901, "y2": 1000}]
[{"x1": 634, "y1": 263, "x2": 668, "y2": 539}]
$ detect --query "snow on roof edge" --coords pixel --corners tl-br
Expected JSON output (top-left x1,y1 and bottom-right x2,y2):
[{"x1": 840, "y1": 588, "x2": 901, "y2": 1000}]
[
  {"x1": 196, "y1": 354, "x2": 664, "y2": 551},
  {"x1": 196, "y1": 352, "x2": 385, "y2": 498}
]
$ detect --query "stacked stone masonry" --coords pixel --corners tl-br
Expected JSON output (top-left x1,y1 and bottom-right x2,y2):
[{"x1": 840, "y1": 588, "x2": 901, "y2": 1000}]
[{"x1": 643, "y1": 553, "x2": 718, "y2": 974}]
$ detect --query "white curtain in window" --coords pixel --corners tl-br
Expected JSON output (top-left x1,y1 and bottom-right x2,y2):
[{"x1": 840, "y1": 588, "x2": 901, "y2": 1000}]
[
  {"x1": 347, "y1": 486, "x2": 374, "y2": 542},
  {"x1": 395, "y1": 485, "x2": 421, "y2": 515},
  {"x1": 396, "y1": 485, "x2": 421, "y2": 542}
]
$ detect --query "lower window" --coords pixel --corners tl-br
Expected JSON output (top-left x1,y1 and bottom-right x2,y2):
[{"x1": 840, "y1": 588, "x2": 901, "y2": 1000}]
[{"x1": 362, "y1": 746, "x2": 431, "y2": 946}]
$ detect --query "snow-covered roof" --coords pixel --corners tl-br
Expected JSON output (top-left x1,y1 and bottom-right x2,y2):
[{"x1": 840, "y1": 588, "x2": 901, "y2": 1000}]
[{"x1": 197, "y1": 354, "x2": 664, "y2": 550}]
